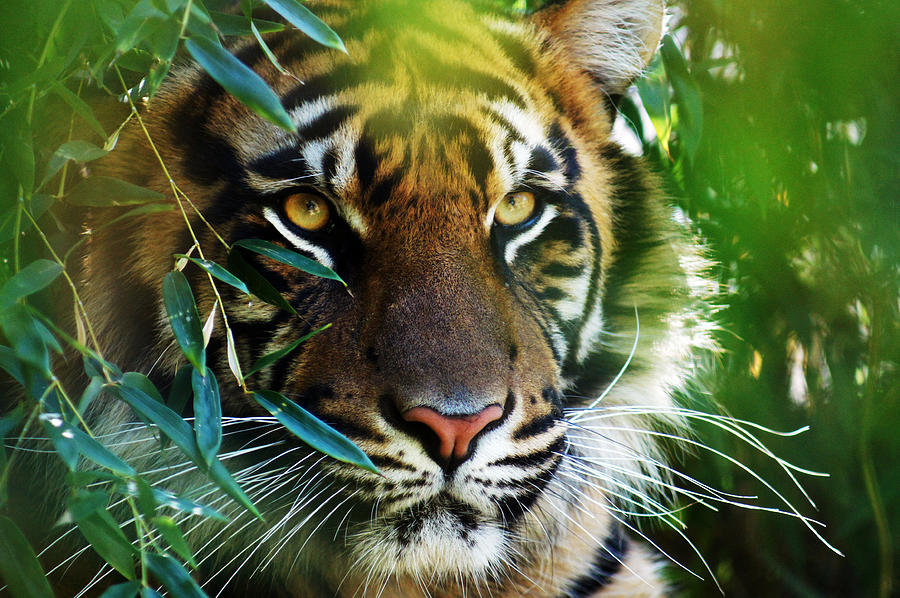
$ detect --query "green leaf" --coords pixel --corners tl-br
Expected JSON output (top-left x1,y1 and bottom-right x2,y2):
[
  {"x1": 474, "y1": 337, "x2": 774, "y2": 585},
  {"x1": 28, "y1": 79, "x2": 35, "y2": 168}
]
[
  {"x1": 153, "y1": 516, "x2": 197, "y2": 568},
  {"x1": 233, "y1": 238, "x2": 345, "y2": 285},
  {"x1": 1, "y1": 305, "x2": 50, "y2": 375},
  {"x1": 246, "y1": 323, "x2": 331, "y2": 377},
  {"x1": 150, "y1": 487, "x2": 227, "y2": 521},
  {"x1": 77, "y1": 376, "x2": 106, "y2": 414},
  {"x1": 227, "y1": 248, "x2": 297, "y2": 314},
  {"x1": 115, "y1": 0, "x2": 169, "y2": 54},
  {"x1": 162, "y1": 270, "x2": 206, "y2": 375},
  {"x1": 176, "y1": 255, "x2": 250, "y2": 295},
  {"x1": 210, "y1": 12, "x2": 285, "y2": 36},
  {"x1": 141, "y1": 588, "x2": 164, "y2": 598},
  {"x1": 110, "y1": 383, "x2": 260, "y2": 518},
  {"x1": 0, "y1": 346, "x2": 24, "y2": 386},
  {"x1": 0, "y1": 516, "x2": 55, "y2": 598},
  {"x1": 99, "y1": 581, "x2": 141, "y2": 598},
  {"x1": 144, "y1": 553, "x2": 207, "y2": 598},
  {"x1": 660, "y1": 35, "x2": 703, "y2": 161},
  {"x1": 0, "y1": 195, "x2": 53, "y2": 243},
  {"x1": 41, "y1": 141, "x2": 109, "y2": 188},
  {"x1": 192, "y1": 368, "x2": 222, "y2": 466},
  {"x1": 40, "y1": 414, "x2": 135, "y2": 475},
  {"x1": 184, "y1": 36, "x2": 296, "y2": 132},
  {"x1": 66, "y1": 176, "x2": 165, "y2": 207},
  {"x1": 68, "y1": 492, "x2": 137, "y2": 580},
  {"x1": 253, "y1": 390, "x2": 378, "y2": 474},
  {"x1": 263, "y1": 0, "x2": 346, "y2": 53},
  {"x1": 40, "y1": 414, "x2": 81, "y2": 470},
  {"x1": 135, "y1": 477, "x2": 158, "y2": 520},
  {"x1": 121, "y1": 372, "x2": 166, "y2": 404},
  {"x1": 167, "y1": 365, "x2": 193, "y2": 417},
  {"x1": 0, "y1": 259, "x2": 63, "y2": 311},
  {"x1": 0, "y1": 405, "x2": 23, "y2": 439},
  {"x1": 50, "y1": 84, "x2": 107, "y2": 139}
]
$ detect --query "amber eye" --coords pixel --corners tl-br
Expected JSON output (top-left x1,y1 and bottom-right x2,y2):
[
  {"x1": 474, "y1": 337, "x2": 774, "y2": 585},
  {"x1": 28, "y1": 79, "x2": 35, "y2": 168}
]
[
  {"x1": 494, "y1": 191, "x2": 537, "y2": 227},
  {"x1": 283, "y1": 192, "x2": 330, "y2": 231}
]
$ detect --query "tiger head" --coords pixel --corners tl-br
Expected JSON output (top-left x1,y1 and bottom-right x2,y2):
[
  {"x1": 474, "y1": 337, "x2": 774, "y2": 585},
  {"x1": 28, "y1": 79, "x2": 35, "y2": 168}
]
[{"x1": 82, "y1": 0, "x2": 713, "y2": 595}]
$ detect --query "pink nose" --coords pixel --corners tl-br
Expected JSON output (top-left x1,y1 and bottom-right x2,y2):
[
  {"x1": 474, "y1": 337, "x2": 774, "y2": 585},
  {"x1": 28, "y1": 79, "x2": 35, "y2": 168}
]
[{"x1": 402, "y1": 405, "x2": 504, "y2": 461}]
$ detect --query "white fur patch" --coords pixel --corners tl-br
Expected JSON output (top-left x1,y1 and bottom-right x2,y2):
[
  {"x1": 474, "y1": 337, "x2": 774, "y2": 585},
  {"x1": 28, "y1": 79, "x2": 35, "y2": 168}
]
[
  {"x1": 262, "y1": 206, "x2": 334, "y2": 269},
  {"x1": 503, "y1": 205, "x2": 558, "y2": 264}
]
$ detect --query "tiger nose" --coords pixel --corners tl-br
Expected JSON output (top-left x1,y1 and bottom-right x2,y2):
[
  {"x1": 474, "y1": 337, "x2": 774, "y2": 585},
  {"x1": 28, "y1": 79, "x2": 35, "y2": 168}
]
[{"x1": 402, "y1": 404, "x2": 504, "y2": 463}]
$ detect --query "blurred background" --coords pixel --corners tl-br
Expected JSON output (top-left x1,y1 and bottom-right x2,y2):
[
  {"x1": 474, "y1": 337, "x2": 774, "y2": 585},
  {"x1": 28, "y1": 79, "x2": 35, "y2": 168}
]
[{"x1": 1, "y1": 0, "x2": 898, "y2": 596}]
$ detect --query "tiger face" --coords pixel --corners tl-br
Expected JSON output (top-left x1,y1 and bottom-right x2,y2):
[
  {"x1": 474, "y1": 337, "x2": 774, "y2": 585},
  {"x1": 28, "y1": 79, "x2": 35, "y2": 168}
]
[{"x1": 81, "y1": 0, "x2": 712, "y2": 596}]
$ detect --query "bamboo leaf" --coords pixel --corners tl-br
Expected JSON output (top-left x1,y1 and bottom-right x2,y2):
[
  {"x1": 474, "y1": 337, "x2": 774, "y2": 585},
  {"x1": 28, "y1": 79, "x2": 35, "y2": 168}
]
[
  {"x1": 144, "y1": 553, "x2": 207, "y2": 598},
  {"x1": 202, "y1": 304, "x2": 217, "y2": 348},
  {"x1": 209, "y1": 12, "x2": 285, "y2": 36},
  {"x1": 227, "y1": 248, "x2": 297, "y2": 314},
  {"x1": 192, "y1": 367, "x2": 222, "y2": 466},
  {"x1": 149, "y1": 488, "x2": 227, "y2": 522},
  {"x1": 0, "y1": 259, "x2": 63, "y2": 311},
  {"x1": 175, "y1": 255, "x2": 250, "y2": 296},
  {"x1": 68, "y1": 492, "x2": 137, "y2": 580},
  {"x1": 163, "y1": 271, "x2": 206, "y2": 375},
  {"x1": 153, "y1": 516, "x2": 197, "y2": 568},
  {"x1": 233, "y1": 238, "x2": 345, "y2": 285},
  {"x1": 66, "y1": 176, "x2": 164, "y2": 207},
  {"x1": 184, "y1": 36, "x2": 296, "y2": 132},
  {"x1": 99, "y1": 581, "x2": 140, "y2": 598},
  {"x1": 253, "y1": 390, "x2": 378, "y2": 474},
  {"x1": 263, "y1": 0, "x2": 346, "y2": 53},
  {"x1": 246, "y1": 323, "x2": 330, "y2": 377},
  {"x1": 226, "y1": 328, "x2": 243, "y2": 386},
  {"x1": 0, "y1": 516, "x2": 55, "y2": 598}
]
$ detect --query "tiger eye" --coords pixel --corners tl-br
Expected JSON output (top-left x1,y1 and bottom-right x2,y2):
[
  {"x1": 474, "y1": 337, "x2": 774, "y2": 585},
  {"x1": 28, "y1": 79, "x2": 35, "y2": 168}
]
[
  {"x1": 283, "y1": 193, "x2": 330, "y2": 231},
  {"x1": 494, "y1": 191, "x2": 536, "y2": 227}
]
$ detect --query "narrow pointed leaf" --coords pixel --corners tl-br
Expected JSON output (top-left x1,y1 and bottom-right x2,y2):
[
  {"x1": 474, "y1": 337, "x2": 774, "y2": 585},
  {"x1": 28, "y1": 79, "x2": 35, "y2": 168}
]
[
  {"x1": 110, "y1": 383, "x2": 259, "y2": 518},
  {"x1": 175, "y1": 255, "x2": 249, "y2": 295},
  {"x1": 163, "y1": 270, "x2": 206, "y2": 375},
  {"x1": 253, "y1": 391, "x2": 378, "y2": 474},
  {"x1": 99, "y1": 582, "x2": 140, "y2": 598},
  {"x1": 40, "y1": 414, "x2": 80, "y2": 470},
  {"x1": 227, "y1": 249, "x2": 297, "y2": 314},
  {"x1": 202, "y1": 304, "x2": 217, "y2": 348},
  {"x1": 233, "y1": 238, "x2": 345, "y2": 285},
  {"x1": 78, "y1": 376, "x2": 105, "y2": 414},
  {"x1": 153, "y1": 516, "x2": 197, "y2": 568},
  {"x1": 0, "y1": 516, "x2": 55, "y2": 598},
  {"x1": 66, "y1": 176, "x2": 164, "y2": 206},
  {"x1": 0, "y1": 260, "x2": 63, "y2": 311},
  {"x1": 184, "y1": 36, "x2": 295, "y2": 132},
  {"x1": 68, "y1": 493, "x2": 137, "y2": 580},
  {"x1": 150, "y1": 488, "x2": 227, "y2": 522},
  {"x1": 192, "y1": 368, "x2": 222, "y2": 466},
  {"x1": 263, "y1": 0, "x2": 346, "y2": 52},
  {"x1": 225, "y1": 328, "x2": 243, "y2": 386},
  {"x1": 246, "y1": 323, "x2": 331, "y2": 377},
  {"x1": 167, "y1": 365, "x2": 193, "y2": 417},
  {"x1": 50, "y1": 84, "x2": 107, "y2": 139},
  {"x1": 210, "y1": 12, "x2": 285, "y2": 36},
  {"x1": 144, "y1": 553, "x2": 206, "y2": 598}
]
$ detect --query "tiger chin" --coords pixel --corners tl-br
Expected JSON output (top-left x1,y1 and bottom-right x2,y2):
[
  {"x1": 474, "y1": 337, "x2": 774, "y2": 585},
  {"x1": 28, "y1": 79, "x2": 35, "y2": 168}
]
[{"x1": 44, "y1": 0, "x2": 716, "y2": 596}]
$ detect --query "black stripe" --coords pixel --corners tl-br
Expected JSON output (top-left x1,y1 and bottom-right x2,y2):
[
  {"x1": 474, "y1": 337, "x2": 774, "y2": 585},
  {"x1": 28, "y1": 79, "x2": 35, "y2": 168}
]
[
  {"x1": 247, "y1": 147, "x2": 312, "y2": 180},
  {"x1": 559, "y1": 524, "x2": 628, "y2": 598},
  {"x1": 492, "y1": 30, "x2": 537, "y2": 78},
  {"x1": 297, "y1": 105, "x2": 358, "y2": 142},
  {"x1": 528, "y1": 145, "x2": 559, "y2": 174}
]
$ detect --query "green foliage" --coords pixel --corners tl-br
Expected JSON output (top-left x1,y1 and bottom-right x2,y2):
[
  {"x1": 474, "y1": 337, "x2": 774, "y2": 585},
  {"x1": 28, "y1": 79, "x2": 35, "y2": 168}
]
[
  {"x1": 0, "y1": 0, "x2": 896, "y2": 597},
  {"x1": 0, "y1": 1, "x2": 370, "y2": 595}
]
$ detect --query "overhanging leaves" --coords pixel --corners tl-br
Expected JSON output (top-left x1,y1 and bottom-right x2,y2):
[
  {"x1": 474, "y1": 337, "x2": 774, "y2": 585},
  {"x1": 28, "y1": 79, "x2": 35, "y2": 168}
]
[{"x1": 162, "y1": 270, "x2": 206, "y2": 375}]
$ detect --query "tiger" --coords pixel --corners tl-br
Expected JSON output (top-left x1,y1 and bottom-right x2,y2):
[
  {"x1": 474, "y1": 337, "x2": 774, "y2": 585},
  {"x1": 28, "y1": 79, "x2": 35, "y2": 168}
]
[{"x1": 19, "y1": 0, "x2": 717, "y2": 596}]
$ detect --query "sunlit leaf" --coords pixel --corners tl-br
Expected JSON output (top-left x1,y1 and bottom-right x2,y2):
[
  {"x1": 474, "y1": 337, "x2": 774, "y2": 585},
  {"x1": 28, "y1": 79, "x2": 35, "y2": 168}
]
[
  {"x1": 144, "y1": 553, "x2": 206, "y2": 598},
  {"x1": 246, "y1": 323, "x2": 331, "y2": 377},
  {"x1": 163, "y1": 270, "x2": 206, "y2": 375},
  {"x1": 184, "y1": 36, "x2": 296, "y2": 132},
  {"x1": 66, "y1": 176, "x2": 165, "y2": 207},
  {"x1": 149, "y1": 487, "x2": 227, "y2": 522},
  {"x1": 660, "y1": 35, "x2": 703, "y2": 161},
  {"x1": 192, "y1": 367, "x2": 222, "y2": 466},
  {"x1": 226, "y1": 328, "x2": 243, "y2": 387},
  {"x1": 176, "y1": 255, "x2": 251, "y2": 296},
  {"x1": 0, "y1": 259, "x2": 63, "y2": 311},
  {"x1": 263, "y1": 0, "x2": 346, "y2": 53},
  {"x1": 202, "y1": 304, "x2": 217, "y2": 348},
  {"x1": 153, "y1": 516, "x2": 197, "y2": 568},
  {"x1": 0, "y1": 516, "x2": 54, "y2": 598},
  {"x1": 253, "y1": 390, "x2": 378, "y2": 474},
  {"x1": 233, "y1": 239, "x2": 345, "y2": 285}
]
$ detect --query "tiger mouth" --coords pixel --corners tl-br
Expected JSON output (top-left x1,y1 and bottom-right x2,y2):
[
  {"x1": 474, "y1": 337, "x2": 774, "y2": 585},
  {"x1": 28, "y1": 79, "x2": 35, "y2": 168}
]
[{"x1": 387, "y1": 496, "x2": 486, "y2": 544}]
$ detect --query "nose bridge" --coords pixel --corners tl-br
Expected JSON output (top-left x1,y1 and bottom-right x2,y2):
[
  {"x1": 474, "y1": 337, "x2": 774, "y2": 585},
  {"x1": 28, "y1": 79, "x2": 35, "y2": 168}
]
[{"x1": 369, "y1": 246, "x2": 510, "y2": 414}]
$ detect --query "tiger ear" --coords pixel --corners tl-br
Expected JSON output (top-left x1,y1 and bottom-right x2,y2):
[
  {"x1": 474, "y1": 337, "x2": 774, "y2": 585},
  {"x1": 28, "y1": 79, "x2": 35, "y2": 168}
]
[{"x1": 534, "y1": 0, "x2": 665, "y2": 95}]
